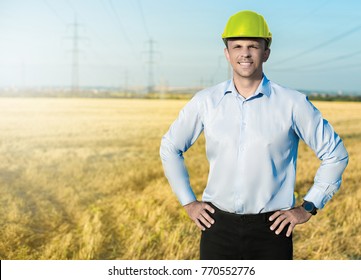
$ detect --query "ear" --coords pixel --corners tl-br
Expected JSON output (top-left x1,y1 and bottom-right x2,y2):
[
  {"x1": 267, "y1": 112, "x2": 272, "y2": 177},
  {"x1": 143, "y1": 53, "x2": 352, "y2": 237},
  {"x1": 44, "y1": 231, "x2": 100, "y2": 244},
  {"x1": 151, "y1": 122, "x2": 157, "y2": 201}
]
[
  {"x1": 224, "y1": 47, "x2": 230, "y2": 62},
  {"x1": 263, "y1": 48, "x2": 271, "y2": 62}
]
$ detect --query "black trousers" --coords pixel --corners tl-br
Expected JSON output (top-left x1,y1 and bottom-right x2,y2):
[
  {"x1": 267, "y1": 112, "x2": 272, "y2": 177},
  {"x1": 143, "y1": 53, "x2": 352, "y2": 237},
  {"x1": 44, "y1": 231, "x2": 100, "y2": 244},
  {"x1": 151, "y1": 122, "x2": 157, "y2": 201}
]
[{"x1": 200, "y1": 203, "x2": 293, "y2": 260}]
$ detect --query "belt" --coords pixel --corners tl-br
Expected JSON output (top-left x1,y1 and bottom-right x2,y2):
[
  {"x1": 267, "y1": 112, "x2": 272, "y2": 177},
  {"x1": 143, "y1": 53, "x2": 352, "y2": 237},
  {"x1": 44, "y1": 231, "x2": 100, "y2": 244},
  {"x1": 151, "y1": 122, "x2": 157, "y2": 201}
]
[{"x1": 207, "y1": 202, "x2": 275, "y2": 222}]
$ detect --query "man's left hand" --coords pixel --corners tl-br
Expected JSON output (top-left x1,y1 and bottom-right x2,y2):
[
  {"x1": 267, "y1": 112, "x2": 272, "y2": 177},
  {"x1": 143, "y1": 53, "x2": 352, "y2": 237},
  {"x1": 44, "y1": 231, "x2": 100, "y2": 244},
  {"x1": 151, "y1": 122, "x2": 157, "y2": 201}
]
[{"x1": 269, "y1": 206, "x2": 312, "y2": 237}]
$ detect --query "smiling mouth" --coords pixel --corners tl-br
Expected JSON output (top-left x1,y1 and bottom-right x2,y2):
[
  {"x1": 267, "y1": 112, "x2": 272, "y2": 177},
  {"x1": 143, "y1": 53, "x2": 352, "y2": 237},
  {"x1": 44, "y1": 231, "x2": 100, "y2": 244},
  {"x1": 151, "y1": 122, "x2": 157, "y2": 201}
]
[{"x1": 238, "y1": 62, "x2": 253, "y2": 67}]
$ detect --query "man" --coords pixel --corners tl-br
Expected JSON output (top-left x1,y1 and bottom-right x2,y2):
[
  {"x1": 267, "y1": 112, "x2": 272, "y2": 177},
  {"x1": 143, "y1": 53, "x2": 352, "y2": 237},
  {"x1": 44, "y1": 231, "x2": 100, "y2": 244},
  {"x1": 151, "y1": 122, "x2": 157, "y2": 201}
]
[{"x1": 159, "y1": 10, "x2": 348, "y2": 260}]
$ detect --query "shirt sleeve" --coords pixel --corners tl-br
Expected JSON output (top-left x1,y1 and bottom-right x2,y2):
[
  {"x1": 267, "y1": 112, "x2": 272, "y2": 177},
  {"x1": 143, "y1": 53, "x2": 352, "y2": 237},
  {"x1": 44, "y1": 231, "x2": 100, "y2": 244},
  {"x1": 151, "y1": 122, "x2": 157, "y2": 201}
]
[
  {"x1": 292, "y1": 95, "x2": 349, "y2": 209},
  {"x1": 159, "y1": 94, "x2": 204, "y2": 206}
]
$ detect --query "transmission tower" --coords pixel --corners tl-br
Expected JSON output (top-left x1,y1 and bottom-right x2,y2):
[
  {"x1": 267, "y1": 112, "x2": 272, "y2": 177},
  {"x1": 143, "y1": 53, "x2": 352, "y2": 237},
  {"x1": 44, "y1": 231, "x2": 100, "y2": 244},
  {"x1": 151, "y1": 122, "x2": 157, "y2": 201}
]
[
  {"x1": 145, "y1": 38, "x2": 157, "y2": 93},
  {"x1": 123, "y1": 69, "x2": 129, "y2": 94},
  {"x1": 68, "y1": 16, "x2": 82, "y2": 94}
]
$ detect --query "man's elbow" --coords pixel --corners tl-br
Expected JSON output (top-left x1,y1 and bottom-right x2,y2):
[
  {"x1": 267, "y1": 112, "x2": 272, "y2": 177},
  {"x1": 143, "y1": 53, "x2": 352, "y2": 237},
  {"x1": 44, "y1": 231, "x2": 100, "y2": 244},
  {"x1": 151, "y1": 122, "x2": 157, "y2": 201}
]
[
  {"x1": 160, "y1": 136, "x2": 178, "y2": 161},
  {"x1": 336, "y1": 145, "x2": 349, "y2": 173},
  {"x1": 159, "y1": 136, "x2": 168, "y2": 161},
  {"x1": 343, "y1": 150, "x2": 349, "y2": 169},
  {"x1": 335, "y1": 139, "x2": 349, "y2": 168}
]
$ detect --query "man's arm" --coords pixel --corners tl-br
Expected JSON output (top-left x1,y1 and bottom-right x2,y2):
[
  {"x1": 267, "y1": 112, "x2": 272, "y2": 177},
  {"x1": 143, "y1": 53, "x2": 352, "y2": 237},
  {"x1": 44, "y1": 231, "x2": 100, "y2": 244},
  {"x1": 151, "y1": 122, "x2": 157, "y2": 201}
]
[
  {"x1": 292, "y1": 95, "x2": 349, "y2": 208},
  {"x1": 160, "y1": 94, "x2": 215, "y2": 230},
  {"x1": 270, "y1": 95, "x2": 349, "y2": 236}
]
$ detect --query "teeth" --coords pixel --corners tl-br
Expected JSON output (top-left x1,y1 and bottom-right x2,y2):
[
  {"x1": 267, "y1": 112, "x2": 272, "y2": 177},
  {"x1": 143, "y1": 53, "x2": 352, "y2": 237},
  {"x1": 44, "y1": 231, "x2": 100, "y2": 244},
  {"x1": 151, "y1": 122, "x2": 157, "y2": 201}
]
[{"x1": 239, "y1": 62, "x2": 252, "y2": 66}]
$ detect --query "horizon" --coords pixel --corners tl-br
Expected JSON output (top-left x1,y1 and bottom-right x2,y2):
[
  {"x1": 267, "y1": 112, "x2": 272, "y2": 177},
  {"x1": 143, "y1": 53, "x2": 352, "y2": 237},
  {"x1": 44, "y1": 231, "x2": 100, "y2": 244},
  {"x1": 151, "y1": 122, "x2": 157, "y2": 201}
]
[{"x1": 1, "y1": 84, "x2": 360, "y2": 97}]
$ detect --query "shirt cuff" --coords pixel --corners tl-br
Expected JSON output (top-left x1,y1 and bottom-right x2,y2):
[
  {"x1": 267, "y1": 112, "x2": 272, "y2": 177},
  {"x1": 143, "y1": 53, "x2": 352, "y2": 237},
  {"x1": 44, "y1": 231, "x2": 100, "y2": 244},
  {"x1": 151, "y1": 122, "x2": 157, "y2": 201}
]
[
  {"x1": 178, "y1": 187, "x2": 197, "y2": 206},
  {"x1": 304, "y1": 181, "x2": 340, "y2": 209}
]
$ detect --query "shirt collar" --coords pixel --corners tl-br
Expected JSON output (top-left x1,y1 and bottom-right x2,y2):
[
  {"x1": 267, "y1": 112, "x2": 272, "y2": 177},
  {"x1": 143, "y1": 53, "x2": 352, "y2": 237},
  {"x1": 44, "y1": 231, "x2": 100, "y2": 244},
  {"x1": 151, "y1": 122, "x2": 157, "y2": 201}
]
[{"x1": 224, "y1": 74, "x2": 271, "y2": 99}]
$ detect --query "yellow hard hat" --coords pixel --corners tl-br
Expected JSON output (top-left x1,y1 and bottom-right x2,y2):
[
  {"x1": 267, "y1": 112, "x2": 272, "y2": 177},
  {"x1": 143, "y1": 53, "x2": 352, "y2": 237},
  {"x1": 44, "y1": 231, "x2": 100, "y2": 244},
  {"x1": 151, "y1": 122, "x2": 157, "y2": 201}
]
[{"x1": 222, "y1": 10, "x2": 272, "y2": 47}]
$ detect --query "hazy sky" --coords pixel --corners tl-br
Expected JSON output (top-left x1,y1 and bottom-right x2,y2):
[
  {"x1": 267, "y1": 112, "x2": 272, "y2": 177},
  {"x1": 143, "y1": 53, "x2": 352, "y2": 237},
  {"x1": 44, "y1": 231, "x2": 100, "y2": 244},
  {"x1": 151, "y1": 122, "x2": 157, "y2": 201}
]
[{"x1": 1, "y1": 0, "x2": 361, "y2": 92}]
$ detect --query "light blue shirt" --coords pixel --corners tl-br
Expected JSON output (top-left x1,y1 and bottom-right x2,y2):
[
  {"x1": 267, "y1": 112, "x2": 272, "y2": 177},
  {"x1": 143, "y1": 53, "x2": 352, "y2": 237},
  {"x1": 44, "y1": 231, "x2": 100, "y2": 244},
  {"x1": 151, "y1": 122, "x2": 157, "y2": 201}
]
[{"x1": 160, "y1": 75, "x2": 349, "y2": 214}]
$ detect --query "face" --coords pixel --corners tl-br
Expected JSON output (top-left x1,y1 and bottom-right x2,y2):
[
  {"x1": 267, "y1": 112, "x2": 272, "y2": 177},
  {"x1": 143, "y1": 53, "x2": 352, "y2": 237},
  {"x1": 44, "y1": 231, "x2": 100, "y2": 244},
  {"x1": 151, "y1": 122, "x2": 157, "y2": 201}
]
[{"x1": 224, "y1": 38, "x2": 270, "y2": 81}]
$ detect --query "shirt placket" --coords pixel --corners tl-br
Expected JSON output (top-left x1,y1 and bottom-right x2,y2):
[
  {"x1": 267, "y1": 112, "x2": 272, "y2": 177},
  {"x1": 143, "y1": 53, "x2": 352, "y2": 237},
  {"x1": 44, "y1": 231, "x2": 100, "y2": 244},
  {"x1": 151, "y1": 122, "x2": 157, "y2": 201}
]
[{"x1": 235, "y1": 96, "x2": 248, "y2": 213}]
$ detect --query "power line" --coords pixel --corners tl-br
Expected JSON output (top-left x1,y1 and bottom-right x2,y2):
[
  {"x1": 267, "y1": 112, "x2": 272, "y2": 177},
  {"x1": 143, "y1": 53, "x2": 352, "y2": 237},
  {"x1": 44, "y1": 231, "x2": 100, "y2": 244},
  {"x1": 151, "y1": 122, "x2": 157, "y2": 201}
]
[
  {"x1": 268, "y1": 61, "x2": 361, "y2": 73},
  {"x1": 43, "y1": 0, "x2": 67, "y2": 25},
  {"x1": 65, "y1": 0, "x2": 76, "y2": 14},
  {"x1": 272, "y1": 22, "x2": 361, "y2": 66},
  {"x1": 288, "y1": 0, "x2": 336, "y2": 27},
  {"x1": 137, "y1": 0, "x2": 151, "y2": 39},
  {"x1": 269, "y1": 49, "x2": 361, "y2": 72},
  {"x1": 106, "y1": 0, "x2": 137, "y2": 58}
]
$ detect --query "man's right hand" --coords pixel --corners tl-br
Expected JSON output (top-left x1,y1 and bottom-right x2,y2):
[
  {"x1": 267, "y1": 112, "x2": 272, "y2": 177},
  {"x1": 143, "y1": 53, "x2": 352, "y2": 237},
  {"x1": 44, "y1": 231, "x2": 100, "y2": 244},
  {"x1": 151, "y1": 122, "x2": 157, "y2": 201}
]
[{"x1": 183, "y1": 201, "x2": 215, "y2": 231}]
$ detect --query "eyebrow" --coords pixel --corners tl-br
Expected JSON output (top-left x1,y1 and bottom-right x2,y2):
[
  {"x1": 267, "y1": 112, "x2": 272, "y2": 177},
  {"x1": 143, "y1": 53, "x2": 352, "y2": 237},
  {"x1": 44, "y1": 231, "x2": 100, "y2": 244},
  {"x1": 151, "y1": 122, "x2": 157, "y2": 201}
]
[{"x1": 232, "y1": 42, "x2": 261, "y2": 47}]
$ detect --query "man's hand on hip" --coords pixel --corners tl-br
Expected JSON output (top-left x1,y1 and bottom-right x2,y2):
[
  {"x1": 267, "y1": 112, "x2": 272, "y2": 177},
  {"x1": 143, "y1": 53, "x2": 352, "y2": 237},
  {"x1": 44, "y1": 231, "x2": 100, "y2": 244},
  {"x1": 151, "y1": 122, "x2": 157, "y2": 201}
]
[
  {"x1": 184, "y1": 201, "x2": 215, "y2": 231},
  {"x1": 269, "y1": 206, "x2": 312, "y2": 237}
]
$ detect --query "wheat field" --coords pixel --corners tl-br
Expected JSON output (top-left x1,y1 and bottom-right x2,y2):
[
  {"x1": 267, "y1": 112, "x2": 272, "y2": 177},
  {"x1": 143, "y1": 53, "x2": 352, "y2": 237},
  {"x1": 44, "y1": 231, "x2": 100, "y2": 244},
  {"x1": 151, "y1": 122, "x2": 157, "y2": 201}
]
[{"x1": 0, "y1": 97, "x2": 360, "y2": 260}]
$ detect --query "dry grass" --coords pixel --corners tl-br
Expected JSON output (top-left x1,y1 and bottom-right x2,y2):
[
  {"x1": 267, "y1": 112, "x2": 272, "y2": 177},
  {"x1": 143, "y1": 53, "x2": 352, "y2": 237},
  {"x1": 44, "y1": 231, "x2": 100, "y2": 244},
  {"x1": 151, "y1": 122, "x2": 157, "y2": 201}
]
[{"x1": 0, "y1": 97, "x2": 359, "y2": 260}]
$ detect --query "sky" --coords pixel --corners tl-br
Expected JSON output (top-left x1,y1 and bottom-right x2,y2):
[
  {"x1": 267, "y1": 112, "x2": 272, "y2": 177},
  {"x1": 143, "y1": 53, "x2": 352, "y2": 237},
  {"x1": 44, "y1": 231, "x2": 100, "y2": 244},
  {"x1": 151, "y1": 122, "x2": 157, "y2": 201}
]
[{"x1": 1, "y1": 0, "x2": 361, "y2": 92}]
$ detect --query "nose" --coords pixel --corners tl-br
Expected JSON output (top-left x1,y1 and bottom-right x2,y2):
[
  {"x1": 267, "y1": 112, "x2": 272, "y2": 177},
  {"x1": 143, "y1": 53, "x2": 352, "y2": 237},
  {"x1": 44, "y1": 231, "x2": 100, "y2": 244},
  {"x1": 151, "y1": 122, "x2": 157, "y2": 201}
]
[{"x1": 240, "y1": 49, "x2": 251, "y2": 58}]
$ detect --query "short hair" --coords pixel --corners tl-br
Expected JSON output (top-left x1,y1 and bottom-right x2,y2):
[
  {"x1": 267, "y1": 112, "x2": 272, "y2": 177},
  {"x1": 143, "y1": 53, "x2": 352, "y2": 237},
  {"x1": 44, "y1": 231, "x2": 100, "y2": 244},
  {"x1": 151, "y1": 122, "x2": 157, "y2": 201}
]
[{"x1": 223, "y1": 37, "x2": 270, "y2": 50}]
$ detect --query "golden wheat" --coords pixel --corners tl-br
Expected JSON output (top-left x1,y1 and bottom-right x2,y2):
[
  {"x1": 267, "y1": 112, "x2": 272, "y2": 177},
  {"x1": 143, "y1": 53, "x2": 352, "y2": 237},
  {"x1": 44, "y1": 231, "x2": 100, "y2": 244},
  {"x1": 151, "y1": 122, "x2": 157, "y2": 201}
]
[{"x1": 0, "y1": 97, "x2": 359, "y2": 259}]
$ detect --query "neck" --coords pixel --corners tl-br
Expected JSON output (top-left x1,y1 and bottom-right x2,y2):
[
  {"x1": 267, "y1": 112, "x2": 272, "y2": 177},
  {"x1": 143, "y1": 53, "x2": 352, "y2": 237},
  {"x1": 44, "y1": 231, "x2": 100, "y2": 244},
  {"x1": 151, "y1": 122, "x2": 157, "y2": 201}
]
[{"x1": 233, "y1": 74, "x2": 263, "y2": 99}]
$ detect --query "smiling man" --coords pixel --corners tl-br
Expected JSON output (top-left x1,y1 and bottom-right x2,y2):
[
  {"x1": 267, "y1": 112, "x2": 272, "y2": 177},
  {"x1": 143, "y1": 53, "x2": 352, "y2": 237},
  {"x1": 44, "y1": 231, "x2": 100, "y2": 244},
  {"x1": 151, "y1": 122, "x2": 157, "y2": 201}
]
[{"x1": 160, "y1": 10, "x2": 349, "y2": 260}]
